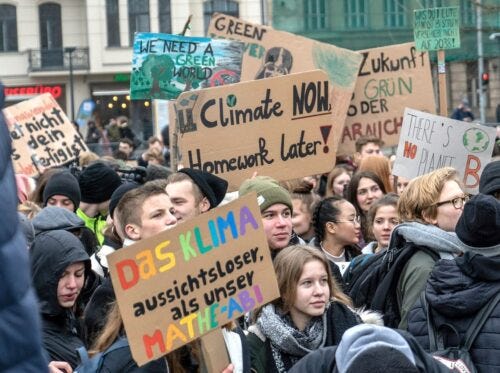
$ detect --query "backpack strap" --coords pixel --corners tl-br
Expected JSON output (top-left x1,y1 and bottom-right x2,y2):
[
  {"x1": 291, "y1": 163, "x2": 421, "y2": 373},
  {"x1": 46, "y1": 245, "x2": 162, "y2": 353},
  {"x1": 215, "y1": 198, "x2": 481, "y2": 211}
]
[
  {"x1": 421, "y1": 291, "x2": 438, "y2": 351},
  {"x1": 77, "y1": 346, "x2": 90, "y2": 364},
  {"x1": 463, "y1": 292, "x2": 500, "y2": 350}
]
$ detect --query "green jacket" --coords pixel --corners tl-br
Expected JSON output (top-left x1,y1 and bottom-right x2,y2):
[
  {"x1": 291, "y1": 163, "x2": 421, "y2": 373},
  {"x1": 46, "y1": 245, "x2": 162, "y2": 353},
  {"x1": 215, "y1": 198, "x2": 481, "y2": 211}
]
[{"x1": 76, "y1": 208, "x2": 106, "y2": 245}]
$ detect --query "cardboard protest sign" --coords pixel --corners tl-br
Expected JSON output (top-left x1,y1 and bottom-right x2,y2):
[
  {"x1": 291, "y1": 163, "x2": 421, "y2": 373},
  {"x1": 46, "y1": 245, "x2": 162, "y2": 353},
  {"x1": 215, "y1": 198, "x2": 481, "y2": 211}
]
[
  {"x1": 3, "y1": 93, "x2": 88, "y2": 177},
  {"x1": 173, "y1": 70, "x2": 337, "y2": 191},
  {"x1": 339, "y1": 43, "x2": 435, "y2": 155},
  {"x1": 108, "y1": 193, "x2": 279, "y2": 366},
  {"x1": 392, "y1": 108, "x2": 496, "y2": 193},
  {"x1": 131, "y1": 33, "x2": 244, "y2": 100},
  {"x1": 208, "y1": 13, "x2": 361, "y2": 150},
  {"x1": 414, "y1": 7, "x2": 460, "y2": 51}
]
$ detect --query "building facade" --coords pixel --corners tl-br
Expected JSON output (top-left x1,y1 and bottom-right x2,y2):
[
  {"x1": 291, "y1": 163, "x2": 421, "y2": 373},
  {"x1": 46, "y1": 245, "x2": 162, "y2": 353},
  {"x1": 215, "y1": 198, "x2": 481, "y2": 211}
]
[
  {"x1": 271, "y1": 0, "x2": 500, "y2": 122},
  {"x1": 0, "y1": 0, "x2": 264, "y2": 141}
]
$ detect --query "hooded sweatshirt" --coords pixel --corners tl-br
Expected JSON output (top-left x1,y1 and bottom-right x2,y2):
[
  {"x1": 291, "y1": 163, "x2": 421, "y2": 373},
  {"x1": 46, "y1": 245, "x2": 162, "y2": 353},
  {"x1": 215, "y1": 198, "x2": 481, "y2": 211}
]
[
  {"x1": 32, "y1": 206, "x2": 85, "y2": 235},
  {"x1": 30, "y1": 230, "x2": 90, "y2": 368}
]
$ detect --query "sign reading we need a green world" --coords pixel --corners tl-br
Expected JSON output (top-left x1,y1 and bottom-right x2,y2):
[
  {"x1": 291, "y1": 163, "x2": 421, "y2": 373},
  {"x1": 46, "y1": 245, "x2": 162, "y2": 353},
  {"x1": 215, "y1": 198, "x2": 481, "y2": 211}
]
[{"x1": 414, "y1": 7, "x2": 460, "y2": 51}]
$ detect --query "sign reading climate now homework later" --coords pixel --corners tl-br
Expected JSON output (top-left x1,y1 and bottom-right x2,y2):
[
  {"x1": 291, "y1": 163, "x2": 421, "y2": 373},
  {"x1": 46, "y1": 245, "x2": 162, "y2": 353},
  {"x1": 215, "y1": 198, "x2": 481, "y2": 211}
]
[
  {"x1": 414, "y1": 7, "x2": 460, "y2": 51},
  {"x1": 108, "y1": 193, "x2": 279, "y2": 366}
]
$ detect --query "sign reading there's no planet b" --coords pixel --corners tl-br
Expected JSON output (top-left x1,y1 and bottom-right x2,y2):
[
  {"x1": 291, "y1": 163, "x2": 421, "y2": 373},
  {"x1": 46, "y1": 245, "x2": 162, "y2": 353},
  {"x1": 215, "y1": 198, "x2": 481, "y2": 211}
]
[
  {"x1": 130, "y1": 33, "x2": 244, "y2": 100},
  {"x1": 392, "y1": 108, "x2": 495, "y2": 193}
]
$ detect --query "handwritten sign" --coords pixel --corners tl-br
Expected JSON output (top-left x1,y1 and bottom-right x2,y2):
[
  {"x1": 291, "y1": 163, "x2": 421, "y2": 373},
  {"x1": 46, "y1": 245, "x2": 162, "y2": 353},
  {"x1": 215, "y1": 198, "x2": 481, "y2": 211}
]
[
  {"x1": 414, "y1": 7, "x2": 460, "y2": 51},
  {"x1": 392, "y1": 108, "x2": 495, "y2": 193},
  {"x1": 2, "y1": 93, "x2": 88, "y2": 177},
  {"x1": 131, "y1": 33, "x2": 244, "y2": 100},
  {"x1": 339, "y1": 43, "x2": 435, "y2": 155},
  {"x1": 208, "y1": 13, "x2": 361, "y2": 150},
  {"x1": 173, "y1": 70, "x2": 338, "y2": 191},
  {"x1": 108, "y1": 193, "x2": 279, "y2": 366}
]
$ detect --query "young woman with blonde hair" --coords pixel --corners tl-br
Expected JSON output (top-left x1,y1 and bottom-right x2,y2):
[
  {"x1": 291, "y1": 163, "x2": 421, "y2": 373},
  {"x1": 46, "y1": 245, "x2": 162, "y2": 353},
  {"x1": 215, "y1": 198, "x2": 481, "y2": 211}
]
[{"x1": 247, "y1": 245, "x2": 363, "y2": 372}]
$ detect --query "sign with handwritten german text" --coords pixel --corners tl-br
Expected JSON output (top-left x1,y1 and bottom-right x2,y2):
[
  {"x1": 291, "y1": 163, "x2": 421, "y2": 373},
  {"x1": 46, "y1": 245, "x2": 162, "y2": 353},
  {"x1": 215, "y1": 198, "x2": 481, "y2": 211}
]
[
  {"x1": 414, "y1": 7, "x2": 460, "y2": 51},
  {"x1": 2, "y1": 93, "x2": 88, "y2": 177},
  {"x1": 208, "y1": 14, "x2": 361, "y2": 151},
  {"x1": 108, "y1": 193, "x2": 279, "y2": 366},
  {"x1": 173, "y1": 70, "x2": 337, "y2": 191},
  {"x1": 130, "y1": 33, "x2": 244, "y2": 100},
  {"x1": 392, "y1": 108, "x2": 495, "y2": 193},
  {"x1": 338, "y1": 43, "x2": 435, "y2": 155}
]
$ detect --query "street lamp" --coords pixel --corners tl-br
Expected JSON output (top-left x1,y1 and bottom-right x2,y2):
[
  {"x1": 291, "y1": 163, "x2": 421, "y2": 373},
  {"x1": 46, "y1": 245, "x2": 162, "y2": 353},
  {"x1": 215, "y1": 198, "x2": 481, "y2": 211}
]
[{"x1": 65, "y1": 47, "x2": 76, "y2": 122}]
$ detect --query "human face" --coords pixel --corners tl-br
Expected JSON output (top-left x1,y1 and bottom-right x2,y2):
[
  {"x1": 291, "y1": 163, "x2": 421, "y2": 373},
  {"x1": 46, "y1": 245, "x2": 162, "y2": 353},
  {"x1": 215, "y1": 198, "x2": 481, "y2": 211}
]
[
  {"x1": 360, "y1": 142, "x2": 382, "y2": 159},
  {"x1": 57, "y1": 262, "x2": 85, "y2": 308},
  {"x1": 292, "y1": 199, "x2": 311, "y2": 237},
  {"x1": 372, "y1": 205, "x2": 399, "y2": 249},
  {"x1": 331, "y1": 201, "x2": 360, "y2": 246},
  {"x1": 397, "y1": 176, "x2": 410, "y2": 195},
  {"x1": 118, "y1": 142, "x2": 133, "y2": 157},
  {"x1": 166, "y1": 180, "x2": 207, "y2": 223},
  {"x1": 290, "y1": 260, "x2": 330, "y2": 331},
  {"x1": 332, "y1": 172, "x2": 351, "y2": 196},
  {"x1": 47, "y1": 195, "x2": 75, "y2": 212},
  {"x1": 262, "y1": 203, "x2": 293, "y2": 251},
  {"x1": 135, "y1": 194, "x2": 177, "y2": 240},
  {"x1": 357, "y1": 177, "x2": 383, "y2": 213},
  {"x1": 429, "y1": 180, "x2": 466, "y2": 232}
]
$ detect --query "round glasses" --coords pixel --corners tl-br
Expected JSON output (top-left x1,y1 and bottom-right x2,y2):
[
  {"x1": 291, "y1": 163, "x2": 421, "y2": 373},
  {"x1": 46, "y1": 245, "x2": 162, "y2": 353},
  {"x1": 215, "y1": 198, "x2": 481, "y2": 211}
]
[
  {"x1": 334, "y1": 215, "x2": 361, "y2": 225},
  {"x1": 434, "y1": 195, "x2": 470, "y2": 209}
]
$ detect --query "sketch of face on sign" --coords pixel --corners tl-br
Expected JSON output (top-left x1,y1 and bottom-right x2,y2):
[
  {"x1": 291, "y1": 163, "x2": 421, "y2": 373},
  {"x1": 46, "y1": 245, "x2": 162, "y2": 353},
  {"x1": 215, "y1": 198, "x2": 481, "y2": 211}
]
[{"x1": 255, "y1": 47, "x2": 293, "y2": 80}]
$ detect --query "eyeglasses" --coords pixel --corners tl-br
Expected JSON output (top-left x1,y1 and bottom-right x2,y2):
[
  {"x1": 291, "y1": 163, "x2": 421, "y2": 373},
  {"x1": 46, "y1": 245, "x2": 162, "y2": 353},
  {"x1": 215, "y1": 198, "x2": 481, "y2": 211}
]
[
  {"x1": 434, "y1": 195, "x2": 470, "y2": 209},
  {"x1": 334, "y1": 215, "x2": 361, "y2": 225}
]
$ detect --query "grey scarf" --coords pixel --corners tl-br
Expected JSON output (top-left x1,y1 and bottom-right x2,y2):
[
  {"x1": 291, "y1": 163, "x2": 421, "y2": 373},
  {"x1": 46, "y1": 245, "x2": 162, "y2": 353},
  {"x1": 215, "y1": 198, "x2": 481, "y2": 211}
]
[{"x1": 257, "y1": 304, "x2": 326, "y2": 372}]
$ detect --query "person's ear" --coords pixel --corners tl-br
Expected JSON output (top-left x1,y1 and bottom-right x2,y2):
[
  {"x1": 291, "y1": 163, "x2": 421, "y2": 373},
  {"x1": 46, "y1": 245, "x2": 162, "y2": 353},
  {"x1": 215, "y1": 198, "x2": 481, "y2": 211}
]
[
  {"x1": 125, "y1": 223, "x2": 141, "y2": 241},
  {"x1": 199, "y1": 197, "x2": 211, "y2": 213},
  {"x1": 326, "y1": 221, "x2": 336, "y2": 234},
  {"x1": 422, "y1": 209, "x2": 437, "y2": 226}
]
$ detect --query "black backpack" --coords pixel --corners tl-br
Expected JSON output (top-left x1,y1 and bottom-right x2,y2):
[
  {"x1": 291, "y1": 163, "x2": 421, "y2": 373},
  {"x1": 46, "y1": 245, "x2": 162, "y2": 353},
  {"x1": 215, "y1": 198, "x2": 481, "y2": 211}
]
[
  {"x1": 421, "y1": 292, "x2": 500, "y2": 373},
  {"x1": 343, "y1": 242, "x2": 439, "y2": 328}
]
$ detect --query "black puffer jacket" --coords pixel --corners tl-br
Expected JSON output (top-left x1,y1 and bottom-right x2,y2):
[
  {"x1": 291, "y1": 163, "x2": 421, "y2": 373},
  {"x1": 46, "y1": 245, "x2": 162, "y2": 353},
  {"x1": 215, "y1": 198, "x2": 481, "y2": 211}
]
[
  {"x1": 407, "y1": 252, "x2": 500, "y2": 373},
  {"x1": 30, "y1": 230, "x2": 91, "y2": 368}
]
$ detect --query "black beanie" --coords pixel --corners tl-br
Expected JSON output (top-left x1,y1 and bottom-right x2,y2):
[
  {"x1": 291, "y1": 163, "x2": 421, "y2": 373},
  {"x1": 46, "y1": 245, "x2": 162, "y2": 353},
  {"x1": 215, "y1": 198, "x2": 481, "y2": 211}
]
[
  {"x1": 108, "y1": 182, "x2": 140, "y2": 218},
  {"x1": 479, "y1": 160, "x2": 500, "y2": 196},
  {"x1": 43, "y1": 171, "x2": 81, "y2": 210},
  {"x1": 178, "y1": 168, "x2": 228, "y2": 209},
  {"x1": 78, "y1": 162, "x2": 122, "y2": 204},
  {"x1": 455, "y1": 193, "x2": 500, "y2": 248}
]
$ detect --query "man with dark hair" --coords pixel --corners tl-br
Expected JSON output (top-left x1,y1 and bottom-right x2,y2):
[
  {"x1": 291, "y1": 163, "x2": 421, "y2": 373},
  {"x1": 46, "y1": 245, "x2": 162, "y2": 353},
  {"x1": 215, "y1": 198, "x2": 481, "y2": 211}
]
[
  {"x1": 354, "y1": 135, "x2": 385, "y2": 166},
  {"x1": 166, "y1": 168, "x2": 228, "y2": 223},
  {"x1": 117, "y1": 138, "x2": 134, "y2": 160}
]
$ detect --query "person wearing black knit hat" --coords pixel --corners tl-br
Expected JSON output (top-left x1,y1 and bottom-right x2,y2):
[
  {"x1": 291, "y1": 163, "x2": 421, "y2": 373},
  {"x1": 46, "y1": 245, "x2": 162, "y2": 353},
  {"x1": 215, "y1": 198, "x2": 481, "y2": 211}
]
[
  {"x1": 43, "y1": 171, "x2": 81, "y2": 212},
  {"x1": 407, "y1": 194, "x2": 500, "y2": 371},
  {"x1": 77, "y1": 162, "x2": 122, "y2": 245},
  {"x1": 479, "y1": 160, "x2": 500, "y2": 199},
  {"x1": 165, "y1": 168, "x2": 228, "y2": 223}
]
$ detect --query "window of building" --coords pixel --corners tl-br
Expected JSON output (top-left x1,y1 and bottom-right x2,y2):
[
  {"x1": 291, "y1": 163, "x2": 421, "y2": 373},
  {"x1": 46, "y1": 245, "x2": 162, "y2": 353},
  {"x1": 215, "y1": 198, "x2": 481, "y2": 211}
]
[
  {"x1": 159, "y1": 0, "x2": 171, "y2": 33},
  {"x1": 39, "y1": 3, "x2": 63, "y2": 67},
  {"x1": 421, "y1": 0, "x2": 445, "y2": 8},
  {"x1": 384, "y1": 0, "x2": 406, "y2": 27},
  {"x1": 128, "y1": 0, "x2": 150, "y2": 45},
  {"x1": 106, "y1": 0, "x2": 120, "y2": 46},
  {"x1": 0, "y1": 4, "x2": 17, "y2": 52},
  {"x1": 460, "y1": 0, "x2": 475, "y2": 26},
  {"x1": 203, "y1": 0, "x2": 239, "y2": 34},
  {"x1": 305, "y1": 0, "x2": 327, "y2": 30},
  {"x1": 344, "y1": 0, "x2": 368, "y2": 29}
]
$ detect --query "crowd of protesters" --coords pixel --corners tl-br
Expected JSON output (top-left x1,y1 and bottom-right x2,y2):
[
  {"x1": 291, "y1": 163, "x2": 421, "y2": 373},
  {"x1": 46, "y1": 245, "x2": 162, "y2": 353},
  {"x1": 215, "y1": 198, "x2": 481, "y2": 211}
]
[{"x1": 3, "y1": 84, "x2": 500, "y2": 373}]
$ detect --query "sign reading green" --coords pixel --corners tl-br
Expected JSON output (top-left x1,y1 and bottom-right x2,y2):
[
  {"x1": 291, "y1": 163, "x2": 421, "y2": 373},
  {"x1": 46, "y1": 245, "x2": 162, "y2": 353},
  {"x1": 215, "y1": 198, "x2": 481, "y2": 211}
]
[
  {"x1": 131, "y1": 33, "x2": 244, "y2": 100},
  {"x1": 414, "y1": 7, "x2": 460, "y2": 51}
]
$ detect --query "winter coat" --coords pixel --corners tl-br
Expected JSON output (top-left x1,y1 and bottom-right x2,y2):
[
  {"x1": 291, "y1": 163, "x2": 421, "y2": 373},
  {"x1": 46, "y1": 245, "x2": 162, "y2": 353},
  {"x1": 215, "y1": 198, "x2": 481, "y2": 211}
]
[
  {"x1": 30, "y1": 230, "x2": 90, "y2": 368},
  {"x1": 0, "y1": 82, "x2": 48, "y2": 371},
  {"x1": 246, "y1": 301, "x2": 362, "y2": 373},
  {"x1": 407, "y1": 252, "x2": 500, "y2": 373}
]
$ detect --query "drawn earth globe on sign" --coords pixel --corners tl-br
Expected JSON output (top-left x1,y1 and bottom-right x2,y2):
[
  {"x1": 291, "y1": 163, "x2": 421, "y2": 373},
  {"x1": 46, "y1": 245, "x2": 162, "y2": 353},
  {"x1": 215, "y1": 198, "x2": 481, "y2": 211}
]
[{"x1": 462, "y1": 128, "x2": 490, "y2": 153}]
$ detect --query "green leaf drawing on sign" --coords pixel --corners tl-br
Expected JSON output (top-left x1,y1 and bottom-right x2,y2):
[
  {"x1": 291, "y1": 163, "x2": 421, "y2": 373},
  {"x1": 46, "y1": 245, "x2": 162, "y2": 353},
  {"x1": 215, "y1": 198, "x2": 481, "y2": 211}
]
[{"x1": 312, "y1": 45, "x2": 361, "y2": 89}]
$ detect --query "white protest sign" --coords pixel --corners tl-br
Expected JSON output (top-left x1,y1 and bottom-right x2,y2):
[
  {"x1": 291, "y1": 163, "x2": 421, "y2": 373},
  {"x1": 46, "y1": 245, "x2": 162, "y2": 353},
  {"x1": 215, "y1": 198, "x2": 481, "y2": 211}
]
[{"x1": 392, "y1": 108, "x2": 496, "y2": 192}]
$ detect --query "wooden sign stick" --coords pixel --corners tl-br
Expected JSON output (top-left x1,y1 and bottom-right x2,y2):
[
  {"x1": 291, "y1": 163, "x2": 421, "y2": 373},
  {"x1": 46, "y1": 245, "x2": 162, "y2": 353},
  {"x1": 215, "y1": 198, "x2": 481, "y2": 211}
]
[
  {"x1": 180, "y1": 15, "x2": 192, "y2": 36},
  {"x1": 437, "y1": 50, "x2": 448, "y2": 116}
]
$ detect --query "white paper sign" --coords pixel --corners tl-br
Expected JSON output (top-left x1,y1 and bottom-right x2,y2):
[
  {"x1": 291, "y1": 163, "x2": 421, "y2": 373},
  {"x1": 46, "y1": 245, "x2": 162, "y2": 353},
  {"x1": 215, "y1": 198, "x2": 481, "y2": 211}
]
[{"x1": 392, "y1": 108, "x2": 496, "y2": 193}]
